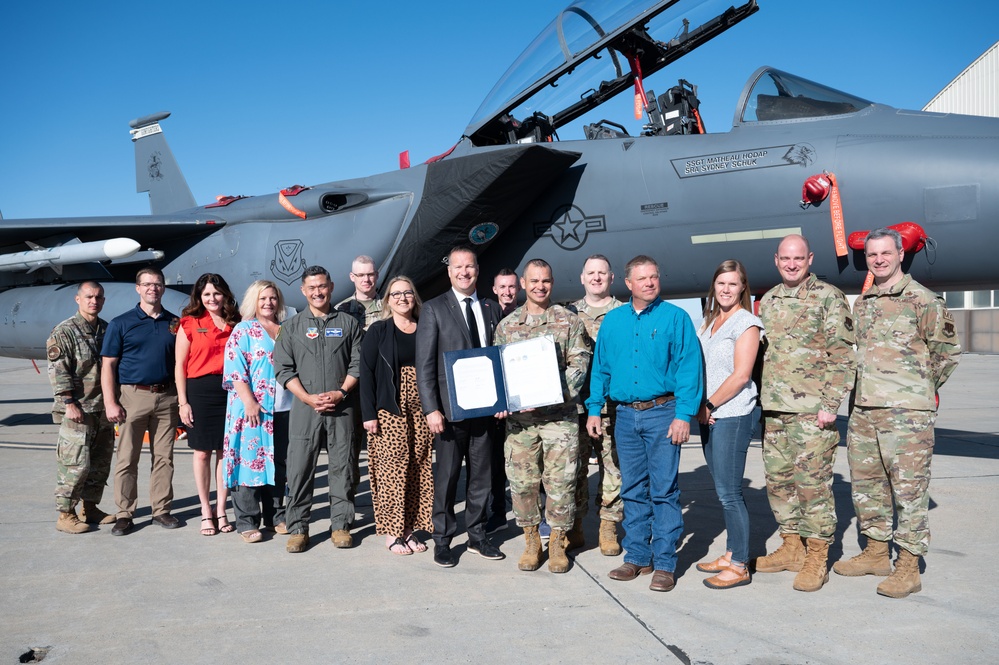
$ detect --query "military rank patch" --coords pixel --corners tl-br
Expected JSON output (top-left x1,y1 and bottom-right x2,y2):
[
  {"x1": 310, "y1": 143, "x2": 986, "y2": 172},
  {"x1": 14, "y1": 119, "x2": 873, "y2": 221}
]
[
  {"x1": 47, "y1": 345, "x2": 62, "y2": 361},
  {"x1": 306, "y1": 327, "x2": 319, "y2": 339}
]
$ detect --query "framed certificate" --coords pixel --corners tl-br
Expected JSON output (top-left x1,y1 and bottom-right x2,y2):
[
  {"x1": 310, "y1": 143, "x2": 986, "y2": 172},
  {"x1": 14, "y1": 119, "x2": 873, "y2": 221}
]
[{"x1": 444, "y1": 334, "x2": 564, "y2": 420}]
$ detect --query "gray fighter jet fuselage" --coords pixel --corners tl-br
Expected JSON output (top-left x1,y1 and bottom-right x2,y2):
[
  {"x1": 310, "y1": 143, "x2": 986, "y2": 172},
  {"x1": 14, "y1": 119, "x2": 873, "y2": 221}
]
[{"x1": 2, "y1": 0, "x2": 997, "y2": 359}]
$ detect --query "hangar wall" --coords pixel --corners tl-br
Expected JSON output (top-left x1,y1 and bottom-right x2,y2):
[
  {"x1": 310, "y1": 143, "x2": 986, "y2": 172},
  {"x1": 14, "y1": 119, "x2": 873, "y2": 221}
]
[{"x1": 926, "y1": 41, "x2": 999, "y2": 354}]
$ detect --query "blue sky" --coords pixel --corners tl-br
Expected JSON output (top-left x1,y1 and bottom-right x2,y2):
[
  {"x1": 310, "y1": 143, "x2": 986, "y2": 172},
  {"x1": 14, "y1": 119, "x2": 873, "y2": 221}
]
[{"x1": 1, "y1": 0, "x2": 996, "y2": 220}]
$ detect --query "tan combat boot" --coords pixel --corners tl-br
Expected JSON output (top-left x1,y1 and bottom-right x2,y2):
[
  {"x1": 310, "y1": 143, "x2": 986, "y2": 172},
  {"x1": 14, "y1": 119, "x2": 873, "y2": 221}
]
[
  {"x1": 548, "y1": 528, "x2": 570, "y2": 573},
  {"x1": 56, "y1": 511, "x2": 90, "y2": 534},
  {"x1": 832, "y1": 539, "x2": 892, "y2": 577},
  {"x1": 81, "y1": 501, "x2": 116, "y2": 525},
  {"x1": 519, "y1": 525, "x2": 543, "y2": 571},
  {"x1": 565, "y1": 518, "x2": 585, "y2": 550},
  {"x1": 598, "y1": 519, "x2": 622, "y2": 556},
  {"x1": 753, "y1": 533, "x2": 805, "y2": 573},
  {"x1": 877, "y1": 549, "x2": 922, "y2": 598},
  {"x1": 793, "y1": 538, "x2": 830, "y2": 592}
]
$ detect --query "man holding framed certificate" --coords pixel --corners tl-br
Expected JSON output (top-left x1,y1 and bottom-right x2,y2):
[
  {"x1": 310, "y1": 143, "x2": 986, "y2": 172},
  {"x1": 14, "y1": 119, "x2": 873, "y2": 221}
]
[{"x1": 494, "y1": 259, "x2": 592, "y2": 574}]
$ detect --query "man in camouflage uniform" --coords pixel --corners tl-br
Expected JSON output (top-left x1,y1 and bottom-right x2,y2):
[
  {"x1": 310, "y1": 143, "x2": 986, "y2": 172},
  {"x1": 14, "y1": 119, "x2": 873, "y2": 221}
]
[
  {"x1": 47, "y1": 281, "x2": 116, "y2": 533},
  {"x1": 566, "y1": 254, "x2": 624, "y2": 555},
  {"x1": 335, "y1": 255, "x2": 383, "y2": 329},
  {"x1": 494, "y1": 259, "x2": 592, "y2": 573},
  {"x1": 756, "y1": 234, "x2": 855, "y2": 592},
  {"x1": 833, "y1": 227, "x2": 960, "y2": 598},
  {"x1": 335, "y1": 255, "x2": 382, "y2": 496}
]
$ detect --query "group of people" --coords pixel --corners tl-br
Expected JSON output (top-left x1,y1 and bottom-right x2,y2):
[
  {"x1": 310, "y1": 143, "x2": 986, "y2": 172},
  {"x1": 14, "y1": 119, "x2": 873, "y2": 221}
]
[{"x1": 47, "y1": 228, "x2": 960, "y2": 600}]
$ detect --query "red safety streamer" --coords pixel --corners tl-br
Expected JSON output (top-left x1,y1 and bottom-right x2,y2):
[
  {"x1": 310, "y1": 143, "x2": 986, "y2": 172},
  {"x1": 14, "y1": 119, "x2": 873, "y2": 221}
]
[
  {"x1": 278, "y1": 192, "x2": 307, "y2": 219},
  {"x1": 630, "y1": 55, "x2": 647, "y2": 120},
  {"x1": 827, "y1": 173, "x2": 848, "y2": 257},
  {"x1": 861, "y1": 271, "x2": 874, "y2": 294}
]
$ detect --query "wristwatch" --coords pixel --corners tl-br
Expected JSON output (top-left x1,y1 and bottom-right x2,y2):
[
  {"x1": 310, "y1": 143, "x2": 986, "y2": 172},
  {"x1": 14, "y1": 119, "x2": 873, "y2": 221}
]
[
  {"x1": 62, "y1": 396, "x2": 78, "y2": 405},
  {"x1": 705, "y1": 400, "x2": 716, "y2": 412}
]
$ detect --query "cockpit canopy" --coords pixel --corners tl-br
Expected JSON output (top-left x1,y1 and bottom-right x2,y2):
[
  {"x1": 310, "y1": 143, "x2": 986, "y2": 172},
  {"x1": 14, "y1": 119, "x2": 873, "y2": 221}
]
[
  {"x1": 465, "y1": 0, "x2": 875, "y2": 147},
  {"x1": 465, "y1": 0, "x2": 760, "y2": 145},
  {"x1": 736, "y1": 67, "x2": 872, "y2": 124}
]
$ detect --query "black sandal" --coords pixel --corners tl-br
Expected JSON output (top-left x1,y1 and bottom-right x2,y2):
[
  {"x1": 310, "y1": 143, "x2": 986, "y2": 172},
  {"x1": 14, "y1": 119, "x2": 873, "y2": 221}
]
[
  {"x1": 217, "y1": 514, "x2": 235, "y2": 533},
  {"x1": 387, "y1": 537, "x2": 412, "y2": 555}
]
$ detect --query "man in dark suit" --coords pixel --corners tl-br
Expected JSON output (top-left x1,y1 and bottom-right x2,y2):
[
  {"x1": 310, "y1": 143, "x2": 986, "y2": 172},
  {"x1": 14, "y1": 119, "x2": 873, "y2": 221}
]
[{"x1": 416, "y1": 245, "x2": 505, "y2": 567}]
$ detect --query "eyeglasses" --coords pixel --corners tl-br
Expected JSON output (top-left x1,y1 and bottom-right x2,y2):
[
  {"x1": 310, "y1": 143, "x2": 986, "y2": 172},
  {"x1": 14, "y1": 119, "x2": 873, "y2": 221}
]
[
  {"x1": 351, "y1": 272, "x2": 377, "y2": 279},
  {"x1": 389, "y1": 290, "x2": 415, "y2": 300},
  {"x1": 139, "y1": 282, "x2": 165, "y2": 289}
]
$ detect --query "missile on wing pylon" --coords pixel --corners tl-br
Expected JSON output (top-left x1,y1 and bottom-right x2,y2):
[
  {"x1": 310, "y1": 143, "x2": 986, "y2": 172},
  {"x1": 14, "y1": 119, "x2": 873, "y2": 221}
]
[{"x1": 0, "y1": 238, "x2": 141, "y2": 274}]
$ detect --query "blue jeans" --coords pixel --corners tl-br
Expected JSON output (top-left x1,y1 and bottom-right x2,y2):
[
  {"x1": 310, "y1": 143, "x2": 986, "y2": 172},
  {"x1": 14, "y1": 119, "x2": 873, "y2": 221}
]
[
  {"x1": 699, "y1": 406, "x2": 758, "y2": 563},
  {"x1": 615, "y1": 400, "x2": 683, "y2": 573}
]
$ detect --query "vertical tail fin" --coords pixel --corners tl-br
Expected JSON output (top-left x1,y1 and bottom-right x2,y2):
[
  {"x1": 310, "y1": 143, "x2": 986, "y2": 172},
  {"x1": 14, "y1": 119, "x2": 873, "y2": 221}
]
[{"x1": 129, "y1": 112, "x2": 196, "y2": 215}]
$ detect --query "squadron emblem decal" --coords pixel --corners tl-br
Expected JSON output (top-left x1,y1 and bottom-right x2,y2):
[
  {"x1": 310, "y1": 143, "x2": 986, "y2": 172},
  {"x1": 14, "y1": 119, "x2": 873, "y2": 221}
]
[
  {"x1": 469, "y1": 222, "x2": 499, "y2": 245},
  {"x1": 270, "y1": 239, "x2": 306, "y2": 285},
  {"x1": 534, "y1": 205, "x2": 607, "y2": 251}
]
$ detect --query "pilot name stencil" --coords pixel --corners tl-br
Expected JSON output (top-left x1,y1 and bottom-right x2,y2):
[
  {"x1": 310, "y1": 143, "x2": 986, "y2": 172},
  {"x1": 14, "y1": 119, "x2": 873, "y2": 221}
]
[
  {"x1": 535, "y1": 205, "x2": 607, "y2": 251},
  {"x1": 672, "y1": 143, "x2": 815, "y2": 178}
]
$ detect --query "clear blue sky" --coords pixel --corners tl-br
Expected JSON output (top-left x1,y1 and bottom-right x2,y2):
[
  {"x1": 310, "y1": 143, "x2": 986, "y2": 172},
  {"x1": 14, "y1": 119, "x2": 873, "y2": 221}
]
[{"x1": 1, "y1": 0, "x2": 996, "y2": 220}]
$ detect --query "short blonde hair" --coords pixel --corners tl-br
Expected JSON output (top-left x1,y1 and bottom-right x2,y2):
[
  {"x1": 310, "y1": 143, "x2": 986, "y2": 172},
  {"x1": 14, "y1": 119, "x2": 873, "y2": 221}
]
[{"x1": 239, "y1": 280, "x2": 287, "y2": 322}]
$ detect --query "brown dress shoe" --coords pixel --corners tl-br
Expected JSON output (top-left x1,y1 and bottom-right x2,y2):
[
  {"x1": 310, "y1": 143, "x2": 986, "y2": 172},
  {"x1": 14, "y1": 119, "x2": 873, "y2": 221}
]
[
  {"x1": 649, "y1": 570, "x2": 676, "y2": 592},
  {"x1": 608, "y1": 562, "x2": 653, "y2": 581}
]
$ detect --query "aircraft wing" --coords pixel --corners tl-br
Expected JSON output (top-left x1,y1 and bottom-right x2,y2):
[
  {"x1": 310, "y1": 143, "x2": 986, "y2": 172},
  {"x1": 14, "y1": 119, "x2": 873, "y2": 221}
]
[{"x1": 0, "y1": 215, "x2": 223, "y2": 251}]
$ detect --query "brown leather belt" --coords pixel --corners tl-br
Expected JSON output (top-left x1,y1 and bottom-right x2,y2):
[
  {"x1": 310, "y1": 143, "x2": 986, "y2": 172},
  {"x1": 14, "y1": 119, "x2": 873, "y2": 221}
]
[
  {"x1": 619, "y1": 394, "x2": 674, "y2": 411},
  {"x1": 130, "y1": 384, "x2": 171, "y2": 394}
]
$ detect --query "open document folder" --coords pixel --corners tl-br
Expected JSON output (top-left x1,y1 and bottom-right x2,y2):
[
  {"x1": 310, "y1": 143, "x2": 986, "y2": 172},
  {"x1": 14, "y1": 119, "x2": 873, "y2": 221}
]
[{"x1": 443, "y1": 334, "x2": 564, "y2": 420}]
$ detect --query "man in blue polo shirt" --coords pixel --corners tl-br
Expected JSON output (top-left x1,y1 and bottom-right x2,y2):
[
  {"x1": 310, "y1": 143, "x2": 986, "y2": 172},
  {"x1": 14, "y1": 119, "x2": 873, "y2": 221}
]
[
  {"x1": 586, "y1": 255, "x2": 703, "y2": 592},
  {"x1": 101, "y1": 267, "x2": 180, "y2": 536}
]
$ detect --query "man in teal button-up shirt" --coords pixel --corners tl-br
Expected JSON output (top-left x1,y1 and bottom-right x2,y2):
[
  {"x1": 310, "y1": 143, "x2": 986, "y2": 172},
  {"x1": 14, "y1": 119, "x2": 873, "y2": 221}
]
[{"x1": 586, "y1": 255, "x2": 703, "y2": 592}]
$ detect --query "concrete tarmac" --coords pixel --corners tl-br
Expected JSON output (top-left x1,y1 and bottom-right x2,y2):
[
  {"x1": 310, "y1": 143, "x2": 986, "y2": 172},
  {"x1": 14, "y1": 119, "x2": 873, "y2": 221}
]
[{"x1": 1, "y1": 355, "x2": 997, "y2": 664}]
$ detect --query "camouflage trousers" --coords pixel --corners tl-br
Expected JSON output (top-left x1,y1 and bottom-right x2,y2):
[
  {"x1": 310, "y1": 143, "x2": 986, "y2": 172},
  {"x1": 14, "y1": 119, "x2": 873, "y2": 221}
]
[
  {"x1": 576, "y1": 411, "x2": 623, "y2": 522},
  {"x1": 847, "y1": 407, "x2": 935, "y2": 556},
  {"x1": 762, "y1": 412, "x2": 839, "y2": 541},
  {"x1": 55, "y1": 413, "x2": 115, "y2": 513},
  {"x1": 505, "y1": 411, "x2": 579, "y2": 530}
]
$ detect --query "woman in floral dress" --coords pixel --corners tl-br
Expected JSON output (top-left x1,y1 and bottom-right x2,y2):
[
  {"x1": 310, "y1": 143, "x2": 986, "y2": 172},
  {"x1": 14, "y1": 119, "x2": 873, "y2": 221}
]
[{"x1": 222, "y1": 280, "x2": 291, "y2": 543}]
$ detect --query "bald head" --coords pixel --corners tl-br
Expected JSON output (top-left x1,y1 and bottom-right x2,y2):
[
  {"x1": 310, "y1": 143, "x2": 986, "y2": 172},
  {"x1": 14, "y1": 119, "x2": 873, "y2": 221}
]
[{"x1": 774, "y1": 234, "x2": 813, "y2": 288}]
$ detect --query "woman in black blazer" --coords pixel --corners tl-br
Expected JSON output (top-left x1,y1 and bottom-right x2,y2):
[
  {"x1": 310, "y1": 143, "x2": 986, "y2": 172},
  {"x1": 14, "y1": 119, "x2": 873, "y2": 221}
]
[{"x1": 360, "y1": 276, "x2": 434, "y2": 555}]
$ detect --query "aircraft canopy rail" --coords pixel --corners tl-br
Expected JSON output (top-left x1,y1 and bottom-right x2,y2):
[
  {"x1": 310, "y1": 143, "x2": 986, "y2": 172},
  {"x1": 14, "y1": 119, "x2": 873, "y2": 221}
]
[
  {"x1": 465, "y1": 0, "x2": 758, "y2": 146},
  {"x1": 736, "y1": 67, "x2": 874, "y2": 124}
]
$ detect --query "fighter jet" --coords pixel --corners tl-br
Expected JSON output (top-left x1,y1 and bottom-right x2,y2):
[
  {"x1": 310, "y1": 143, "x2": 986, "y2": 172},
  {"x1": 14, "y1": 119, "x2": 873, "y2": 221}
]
[{"x1": 2, "y1": 0, "x2": 998, "y2": 359}]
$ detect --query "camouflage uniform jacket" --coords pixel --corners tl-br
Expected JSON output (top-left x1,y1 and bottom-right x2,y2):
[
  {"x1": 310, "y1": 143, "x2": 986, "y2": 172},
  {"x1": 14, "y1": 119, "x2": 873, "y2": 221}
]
[
  {"x1": 494, "y1": 303, "x2": 593, "y2": 416},
  {"x1": 567, "y1": 296, "x2": 624, "y2": 414},
  {"x1": 47, "y1": 312, "x2": 108, "y2": 418},
  {"x1": 853, "y1": 274, "x2": 960, "y2": 410},
  {"x1": 760, "y1": 273, "x2": 855, "y2": 414},
  {"x1": 336, "y1": 294, "x2": 383, "y2": 331}
]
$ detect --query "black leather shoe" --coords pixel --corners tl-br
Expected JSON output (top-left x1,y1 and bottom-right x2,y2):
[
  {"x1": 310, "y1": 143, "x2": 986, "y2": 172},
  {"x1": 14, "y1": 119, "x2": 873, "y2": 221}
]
[
  {"x1": 111, "y1": 517, "x2": 133, "y2": 536},
  {"x1": 485, "y1": 513, "x2": 508, "y2": 534},
  {"x1": 433, "y1": 544, "x2": 457, "y2": 568},
  {"x1": 467, "y1": 538, "x2": 505, "y2": 560},
  {"x1": 151, "y1": 514, "x2": 180, "y2": 529}
]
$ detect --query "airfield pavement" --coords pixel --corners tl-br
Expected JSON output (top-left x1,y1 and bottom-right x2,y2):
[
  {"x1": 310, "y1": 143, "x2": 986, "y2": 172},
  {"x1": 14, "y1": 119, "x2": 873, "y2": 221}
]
[{"x1": 0, "y1": 354, "x2": 997, "y2": 664}]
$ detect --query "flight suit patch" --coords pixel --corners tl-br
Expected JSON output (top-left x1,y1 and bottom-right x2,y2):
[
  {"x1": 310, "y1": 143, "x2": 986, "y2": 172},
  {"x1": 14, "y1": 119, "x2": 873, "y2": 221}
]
[
  {"x1": 325, "y1": 328, "x2": 343, "y2": 337},
  {"x1": 47, "y1": 345, "x2": 62, "y2": 361},
  {"x1": 306, "y1": 327, "x2": 319, "y2": 339}
]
